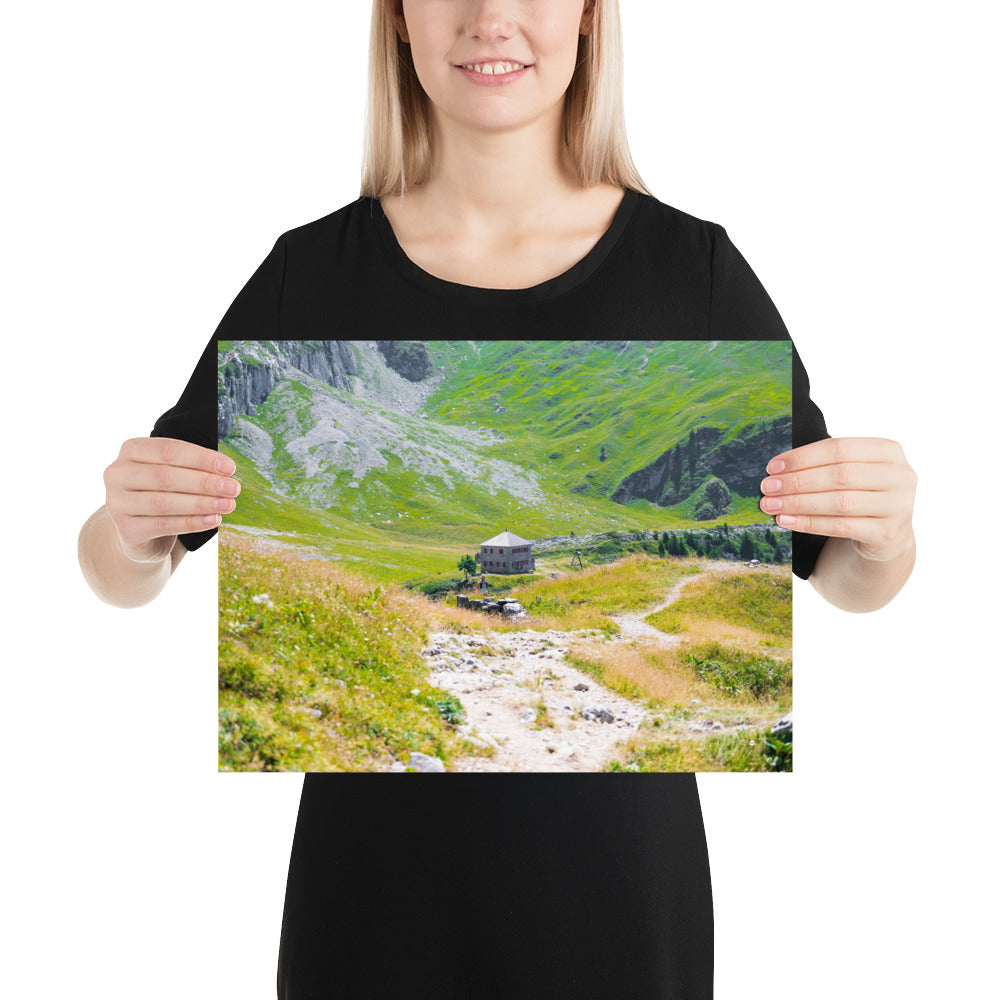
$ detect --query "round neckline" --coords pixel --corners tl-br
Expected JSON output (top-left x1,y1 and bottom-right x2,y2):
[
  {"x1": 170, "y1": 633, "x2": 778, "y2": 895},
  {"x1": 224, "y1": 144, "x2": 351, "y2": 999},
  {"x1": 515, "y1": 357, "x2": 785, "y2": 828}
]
[{"x1": 368, "y1": 187, "x2": 639, "y2": 307}]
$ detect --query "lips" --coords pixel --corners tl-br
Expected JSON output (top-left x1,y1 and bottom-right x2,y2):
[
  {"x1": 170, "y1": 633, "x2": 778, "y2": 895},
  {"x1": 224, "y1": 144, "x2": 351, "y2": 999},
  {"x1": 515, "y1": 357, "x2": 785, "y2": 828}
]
[
  {"x1": 454, "y1": 62, "x2": 532, "y2": 86},
  {"x1": 456, "y1": 58, "x2": 532, "y2": 68}
]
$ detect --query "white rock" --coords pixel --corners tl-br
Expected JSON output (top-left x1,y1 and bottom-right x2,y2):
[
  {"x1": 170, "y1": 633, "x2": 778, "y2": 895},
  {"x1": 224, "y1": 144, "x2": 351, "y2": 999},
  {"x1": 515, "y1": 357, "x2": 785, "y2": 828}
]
[{"x1": 406, "y1": 752, "x2": 445, "y2": 773}]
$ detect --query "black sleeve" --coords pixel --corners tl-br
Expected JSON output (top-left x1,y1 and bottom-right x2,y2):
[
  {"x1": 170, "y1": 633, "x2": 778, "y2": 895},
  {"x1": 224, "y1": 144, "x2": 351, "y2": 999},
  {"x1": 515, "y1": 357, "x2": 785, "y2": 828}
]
[
  {"x1": 149, "y1": 232, "x2": 287, "y2": 552},
  {"x1": 709, "y1": 223, "x2": 831, "y2": 581}
]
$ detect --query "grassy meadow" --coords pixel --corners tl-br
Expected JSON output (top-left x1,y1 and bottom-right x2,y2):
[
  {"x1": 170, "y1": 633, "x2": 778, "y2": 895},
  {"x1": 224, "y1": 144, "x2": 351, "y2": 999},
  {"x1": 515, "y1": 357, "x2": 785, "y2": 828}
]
[
  {"x1": 588, "y1": 565, "x2": 793, "y2": 771},
  {"x1": 219, "y1": 529, "x2": 792, "y2": 773}
]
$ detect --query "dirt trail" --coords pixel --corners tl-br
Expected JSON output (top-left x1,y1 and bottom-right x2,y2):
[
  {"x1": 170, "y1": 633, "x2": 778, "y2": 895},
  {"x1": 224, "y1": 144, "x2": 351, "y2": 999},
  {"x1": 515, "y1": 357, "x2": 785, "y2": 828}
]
[
  {"x1": 418, "y1": 559, "x2": 765, "y2": 772},
  {"x1": 609, "y1": 559, "x2": 747, "y2": 644},
  {"x1": 422, "y1": 628, "x2": 650, "y2": 772},
  {"x1": 610, "y1": 575, "x2": 694, "y2": 644}
]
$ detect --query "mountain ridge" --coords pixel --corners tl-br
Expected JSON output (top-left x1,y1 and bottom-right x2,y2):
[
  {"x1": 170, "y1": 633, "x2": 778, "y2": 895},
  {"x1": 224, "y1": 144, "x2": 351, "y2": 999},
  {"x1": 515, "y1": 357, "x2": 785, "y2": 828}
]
[{"x1": 218, "y1": 340, "x2": 790, "y2": 545}]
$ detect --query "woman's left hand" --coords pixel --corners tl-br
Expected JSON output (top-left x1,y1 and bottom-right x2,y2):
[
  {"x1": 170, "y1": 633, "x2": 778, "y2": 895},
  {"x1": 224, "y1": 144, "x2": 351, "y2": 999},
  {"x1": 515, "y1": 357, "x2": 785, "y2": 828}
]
[{"x1": 760, "y1": 437, "x2": 917, "y2": 562}]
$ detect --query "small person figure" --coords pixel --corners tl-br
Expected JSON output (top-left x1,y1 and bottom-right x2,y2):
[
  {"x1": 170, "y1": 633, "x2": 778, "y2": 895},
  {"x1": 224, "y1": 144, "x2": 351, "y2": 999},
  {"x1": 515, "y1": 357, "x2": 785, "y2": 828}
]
[{"x1": 479, "y1": 574, "x2": 488, "y2": 596}]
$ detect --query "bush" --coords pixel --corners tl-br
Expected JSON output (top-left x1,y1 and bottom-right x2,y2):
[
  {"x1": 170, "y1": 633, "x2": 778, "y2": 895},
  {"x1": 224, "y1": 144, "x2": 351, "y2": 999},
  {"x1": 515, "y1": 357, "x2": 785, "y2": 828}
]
[
  {"x1": 686, "y1": 642, "x2": 790, "y2": 700},
  {"x1": 435, "y1": 693, "x2": 465, "y2": 726},
  {"x1": 763, "y1": 728, "x2": 793, "y2": 771}
]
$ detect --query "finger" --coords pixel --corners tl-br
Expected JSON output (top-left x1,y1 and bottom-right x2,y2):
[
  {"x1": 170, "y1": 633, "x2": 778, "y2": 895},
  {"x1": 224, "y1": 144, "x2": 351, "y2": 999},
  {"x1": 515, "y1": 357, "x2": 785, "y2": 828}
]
[
  {"x1": 113, "y1": 490, "x2": 238, "y2": 518},
  {"x1": 771, "y1": 512, "x2": 889, "y2": 549},
  {"x1": 760, "y1": 489, "x2": 897, "y2": 519},
  {"x1": 111, "y1": 461, "x2": 242, "y2": 499},
  {"x1": 761, "y1": 461, "x2": 911, "y2": 498},
  {"x1": 766, "y1": 437, "x2": 904, "y2": 476},
  {"x1": 121, "y1": 437, "x2": 236, "y2": 476},
  {"x1": 116, "y1": 511, "x2": 225, "y2": 548}
]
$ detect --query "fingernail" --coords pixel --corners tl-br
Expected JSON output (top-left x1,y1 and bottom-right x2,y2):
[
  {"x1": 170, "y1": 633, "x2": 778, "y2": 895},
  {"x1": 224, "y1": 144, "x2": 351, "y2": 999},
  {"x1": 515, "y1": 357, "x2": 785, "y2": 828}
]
[
  {"x1": 216, "y1": 457, "x2": 236, "y2": 475},
  {"x1": 768, "y1": 459, "x2": 785, "y2": 474},
  {"x1": 777, "y1": 514, "x2": 796, "y2": 526},
  {"x1": 762, "y1": 478, "x2": 782, "y2": 493}
]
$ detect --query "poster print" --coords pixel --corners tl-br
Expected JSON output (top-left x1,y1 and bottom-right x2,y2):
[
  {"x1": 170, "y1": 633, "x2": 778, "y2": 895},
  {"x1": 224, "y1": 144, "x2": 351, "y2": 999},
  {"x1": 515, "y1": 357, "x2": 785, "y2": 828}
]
[{"x1": 218, "y1": 340, "x2": 793, "y2": 773}]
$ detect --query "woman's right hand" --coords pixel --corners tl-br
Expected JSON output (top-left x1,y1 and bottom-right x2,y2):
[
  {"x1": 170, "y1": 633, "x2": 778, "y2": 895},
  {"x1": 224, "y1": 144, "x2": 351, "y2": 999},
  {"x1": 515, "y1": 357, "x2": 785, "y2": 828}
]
[{"x1": 103, "y1": 437, "x2": 241, "y2": 562}]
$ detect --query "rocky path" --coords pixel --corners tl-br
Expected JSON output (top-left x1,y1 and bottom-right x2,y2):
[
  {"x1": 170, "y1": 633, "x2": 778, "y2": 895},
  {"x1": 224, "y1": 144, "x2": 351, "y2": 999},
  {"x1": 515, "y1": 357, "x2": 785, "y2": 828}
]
[
  {"x1": 396, "y1": 560, "x2": 772, "y2": 773},
  {"x1": 414, "y1": 629, "x2": 651, "y2": 772}
]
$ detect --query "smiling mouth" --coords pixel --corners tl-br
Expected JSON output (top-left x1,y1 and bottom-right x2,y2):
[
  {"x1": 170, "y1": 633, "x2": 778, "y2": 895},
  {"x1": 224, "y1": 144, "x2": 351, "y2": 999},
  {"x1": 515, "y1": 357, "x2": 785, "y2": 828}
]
[{"x1": 456, "y1": 61, "x2": 531, "y2": 76}]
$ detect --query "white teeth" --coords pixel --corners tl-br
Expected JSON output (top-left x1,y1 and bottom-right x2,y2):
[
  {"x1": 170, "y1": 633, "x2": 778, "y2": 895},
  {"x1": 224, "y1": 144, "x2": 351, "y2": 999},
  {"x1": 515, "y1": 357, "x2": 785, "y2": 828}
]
[{"x1": 462, "y1": 61, "x2": 525, "y2": 75}]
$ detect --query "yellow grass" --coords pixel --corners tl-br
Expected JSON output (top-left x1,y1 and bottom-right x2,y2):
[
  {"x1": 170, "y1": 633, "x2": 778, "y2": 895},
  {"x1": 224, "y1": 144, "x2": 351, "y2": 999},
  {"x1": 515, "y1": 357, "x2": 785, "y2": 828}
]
[{"x1": 566, "y1": 638, "x2": 704, "y2": 706}]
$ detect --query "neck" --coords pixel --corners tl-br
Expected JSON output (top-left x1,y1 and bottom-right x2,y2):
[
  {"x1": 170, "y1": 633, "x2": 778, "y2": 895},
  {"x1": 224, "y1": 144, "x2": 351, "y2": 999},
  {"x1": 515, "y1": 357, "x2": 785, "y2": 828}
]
[{"x1": 410, "y1": 106, "x2": 585, "y2": 236}]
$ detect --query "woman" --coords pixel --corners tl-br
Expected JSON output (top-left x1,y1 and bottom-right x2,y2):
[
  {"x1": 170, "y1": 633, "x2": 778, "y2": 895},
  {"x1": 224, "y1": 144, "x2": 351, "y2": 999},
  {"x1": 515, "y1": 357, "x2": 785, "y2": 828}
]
[{"x1": 79, "y1": 1, "x2": 917, "y2": 996}]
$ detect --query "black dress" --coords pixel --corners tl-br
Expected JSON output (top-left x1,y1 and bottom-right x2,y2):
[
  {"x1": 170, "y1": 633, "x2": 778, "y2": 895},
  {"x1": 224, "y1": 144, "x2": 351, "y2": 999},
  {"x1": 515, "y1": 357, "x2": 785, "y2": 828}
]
[{"x1": 151, "y1": 188, "x2": 830, "y2": 998}]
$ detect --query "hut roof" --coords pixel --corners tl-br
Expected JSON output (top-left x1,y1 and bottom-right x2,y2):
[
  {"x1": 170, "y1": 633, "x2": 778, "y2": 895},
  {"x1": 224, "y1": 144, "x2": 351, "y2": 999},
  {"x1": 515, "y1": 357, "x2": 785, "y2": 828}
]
[{"x1": 481, "y1": 530, "x2": 531, "y2": 547}]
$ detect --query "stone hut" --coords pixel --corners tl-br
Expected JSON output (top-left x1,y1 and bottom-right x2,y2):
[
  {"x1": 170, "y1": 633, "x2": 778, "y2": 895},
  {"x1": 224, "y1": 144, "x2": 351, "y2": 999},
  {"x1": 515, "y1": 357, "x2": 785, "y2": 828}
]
[{"x1": 476, "y1": 529, "x2": 535, "y2": 575}]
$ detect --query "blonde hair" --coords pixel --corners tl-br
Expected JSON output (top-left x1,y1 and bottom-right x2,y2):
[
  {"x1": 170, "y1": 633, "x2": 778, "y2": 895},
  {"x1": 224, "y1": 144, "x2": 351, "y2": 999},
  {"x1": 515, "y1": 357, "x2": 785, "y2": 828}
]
[{"x1": 360, "y1": 0, "x2": 651, "y2": 199}]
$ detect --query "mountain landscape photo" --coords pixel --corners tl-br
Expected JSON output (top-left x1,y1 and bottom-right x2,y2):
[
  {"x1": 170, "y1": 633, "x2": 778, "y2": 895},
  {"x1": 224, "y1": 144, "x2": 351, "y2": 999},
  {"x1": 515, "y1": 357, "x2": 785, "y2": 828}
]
[{"x1": 217, "y1": 339, "x2": 795, "y2": 774}]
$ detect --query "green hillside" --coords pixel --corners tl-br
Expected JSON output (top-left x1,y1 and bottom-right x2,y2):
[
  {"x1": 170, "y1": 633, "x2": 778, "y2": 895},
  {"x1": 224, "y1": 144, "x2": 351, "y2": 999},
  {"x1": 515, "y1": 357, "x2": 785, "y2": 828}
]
[
  {"x1": 218, "y1": 340, "x2": 789, "y2": 583},
  {"x1": 423, "y1": 340, "x2": 790, "y2": 499}
]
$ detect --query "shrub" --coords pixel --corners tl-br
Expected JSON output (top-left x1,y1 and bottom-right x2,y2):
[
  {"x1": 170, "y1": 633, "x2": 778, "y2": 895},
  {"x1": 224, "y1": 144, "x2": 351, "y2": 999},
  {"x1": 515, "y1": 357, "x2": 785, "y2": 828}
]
[{"x1": 686, "y1": 642, "x2": 790, "y2": 700}]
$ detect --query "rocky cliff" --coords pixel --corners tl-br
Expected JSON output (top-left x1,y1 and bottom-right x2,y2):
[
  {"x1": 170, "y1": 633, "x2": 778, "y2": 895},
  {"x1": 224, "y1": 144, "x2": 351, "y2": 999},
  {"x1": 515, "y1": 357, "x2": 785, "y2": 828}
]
[
  {"x1": 612, "y1": 416, "x2": 792, "y2": 517},
  {"x1": 218, "y1": 341, "x2": 358, "y2": 437},
  {"x1": 375, "y1": 340, "x2": 433, "y2": 382}
]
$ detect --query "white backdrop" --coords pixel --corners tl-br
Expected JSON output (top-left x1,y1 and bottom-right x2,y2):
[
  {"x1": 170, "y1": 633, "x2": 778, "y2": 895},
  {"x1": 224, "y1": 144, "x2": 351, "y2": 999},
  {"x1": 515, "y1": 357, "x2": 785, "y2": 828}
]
[{"x1": 4, "y1": 2, "x2": 996, "y2": 997}]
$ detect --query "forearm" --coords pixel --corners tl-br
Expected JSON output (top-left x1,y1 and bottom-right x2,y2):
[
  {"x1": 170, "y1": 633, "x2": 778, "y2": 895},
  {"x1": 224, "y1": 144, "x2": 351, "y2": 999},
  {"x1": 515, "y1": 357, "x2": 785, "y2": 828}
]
[
  {"x1": 78, "y1": 506, "x2": 187, "y2": 609},
  {"x1": 808, "y1": 533, "x2": 916, "y2": 613}
]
